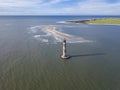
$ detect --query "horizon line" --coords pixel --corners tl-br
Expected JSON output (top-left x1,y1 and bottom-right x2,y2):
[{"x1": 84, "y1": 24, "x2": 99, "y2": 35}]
[{"x1": 0, "y1": 15, "x2": 120, "y2": 16}]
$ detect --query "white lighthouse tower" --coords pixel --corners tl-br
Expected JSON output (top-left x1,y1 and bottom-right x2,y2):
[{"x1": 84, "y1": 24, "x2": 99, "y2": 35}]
[{"x1": 61, "y1": 38, "x2": 70, "y2": 59}]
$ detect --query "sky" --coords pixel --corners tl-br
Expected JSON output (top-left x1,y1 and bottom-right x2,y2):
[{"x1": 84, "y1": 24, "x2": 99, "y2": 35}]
[{"x1": 0, "y1": 0, "x2": 120, "y2": 15}]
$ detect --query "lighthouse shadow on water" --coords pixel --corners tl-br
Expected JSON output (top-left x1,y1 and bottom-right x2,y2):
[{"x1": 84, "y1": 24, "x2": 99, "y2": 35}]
[
  {"x1": 70, "y1": 53, "x2": 106, "y2": 58},
  {"x1": 60, "y1": 38, "x2": 106, "y2": 60}
]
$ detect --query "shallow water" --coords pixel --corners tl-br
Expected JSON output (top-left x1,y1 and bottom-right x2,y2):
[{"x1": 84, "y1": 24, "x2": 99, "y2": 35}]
[{"x1": 0, "y1": 16, "x2": 120, "y2": 90}]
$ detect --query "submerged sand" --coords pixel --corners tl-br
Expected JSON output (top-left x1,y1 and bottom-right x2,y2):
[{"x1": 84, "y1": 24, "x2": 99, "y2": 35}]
[{"x1": 40, "y1": 25, "x2": 92, "y2": 43}]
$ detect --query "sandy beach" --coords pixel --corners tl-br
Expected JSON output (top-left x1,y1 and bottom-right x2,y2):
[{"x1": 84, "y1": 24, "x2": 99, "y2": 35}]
[{"x1": 40, "y1": 25, "x2": 91, "y2": 43}]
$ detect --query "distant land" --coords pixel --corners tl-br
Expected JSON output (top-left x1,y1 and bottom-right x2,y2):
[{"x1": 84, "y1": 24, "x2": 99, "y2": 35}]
[{"x1": 66, "y1": 18, "x2": 120, "y2": 25}]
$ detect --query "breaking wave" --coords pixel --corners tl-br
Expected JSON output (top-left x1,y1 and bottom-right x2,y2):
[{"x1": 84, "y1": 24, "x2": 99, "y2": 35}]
[{"x1": 29, "y1": 25, "x2": 92, "y2": 44}]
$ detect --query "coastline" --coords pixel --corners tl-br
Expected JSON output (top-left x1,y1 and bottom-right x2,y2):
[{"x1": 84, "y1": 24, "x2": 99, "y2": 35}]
[
  {"x1": 40, "y1": 25, "x2": 92, "y2": 43},
  {"x1": 87, "y1": 23, "x2": 120, "y2": 26},
  {"x1": 63, "y1": 18, "x2": 120, "y2": 26}
]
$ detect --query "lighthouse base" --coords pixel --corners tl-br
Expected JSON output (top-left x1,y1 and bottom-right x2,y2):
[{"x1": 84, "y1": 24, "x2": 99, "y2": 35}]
[{"x1": 61, "y1": 55, "x2": 70, "y2": 59}]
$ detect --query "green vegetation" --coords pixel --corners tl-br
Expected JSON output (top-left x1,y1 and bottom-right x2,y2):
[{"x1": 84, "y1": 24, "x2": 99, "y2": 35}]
[{"x1": 87, "y1": 18, "x2": 120, "y2": 25}]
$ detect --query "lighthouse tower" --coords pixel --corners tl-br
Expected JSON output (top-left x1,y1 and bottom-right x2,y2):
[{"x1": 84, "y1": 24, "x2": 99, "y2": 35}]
[{"x1": 61, "y1": 38, "x2": 70, "y2": 59}]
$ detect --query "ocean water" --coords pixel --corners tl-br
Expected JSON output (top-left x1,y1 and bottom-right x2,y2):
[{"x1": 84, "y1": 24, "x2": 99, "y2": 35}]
[{"x1": 0, "y1": 16, "x2": 120, "y2": 90}]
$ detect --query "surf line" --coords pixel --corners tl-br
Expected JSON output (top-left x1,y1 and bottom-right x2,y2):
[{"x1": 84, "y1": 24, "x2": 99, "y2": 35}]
[
  {"x1": 41, "y1": 25, "x2": 72, "y2": 39},
  {"x1": 40, "y1": 25, "x2": 92, "y2": 43}
]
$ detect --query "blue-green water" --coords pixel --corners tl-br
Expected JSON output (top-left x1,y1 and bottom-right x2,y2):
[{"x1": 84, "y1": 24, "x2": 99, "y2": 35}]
[{"x1": 0, "y1": 16, "x2": 120, "y2": 90}]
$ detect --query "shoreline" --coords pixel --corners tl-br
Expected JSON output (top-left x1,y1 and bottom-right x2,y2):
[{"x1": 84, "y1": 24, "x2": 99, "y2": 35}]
[
  {"x1": 63, "y1": 18, "x2": 120, "y2": 26},
  {"x1": 41, "y1": 25, "x2": 72, "y2": 39},
  {"x1": 40, "y1": 25, "x2": 92, "y2": 43}
]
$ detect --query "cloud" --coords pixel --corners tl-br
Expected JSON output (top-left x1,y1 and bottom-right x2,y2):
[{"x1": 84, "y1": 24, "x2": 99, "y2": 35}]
[
  {"x1": 34, "y1": 0, "x2": 69, "y2": 7},
  {"x1": 85, "y1": 1, "x2": 120, "y2": 15},
  {"x1": 0, "y1": 0, "x2": 41, "y2": 8},
  {"x1": 0, "y1": 0, "x2": 68, "y2": 8},
  {"x1": 61, "y1": 0, "x2": 120, "y2": 15},
  {"x1": 0, "y1": 0, "x2": 120, "y2": 15}
]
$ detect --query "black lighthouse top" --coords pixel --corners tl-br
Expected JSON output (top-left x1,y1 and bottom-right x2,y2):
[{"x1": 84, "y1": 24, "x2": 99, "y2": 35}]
[{"x1": 63, "y1": 38, "x2": 66, "y2": 43}]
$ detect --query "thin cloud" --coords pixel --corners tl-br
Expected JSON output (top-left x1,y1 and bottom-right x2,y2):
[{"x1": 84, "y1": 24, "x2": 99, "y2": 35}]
[
  {"x1": 0, "y1": 0, "x2": 42, "y2": 7},
  {"x1": 38, "y1": 0, "x2": 69, "y2": 6},
  {"x1": 0, "y1": 0, "x2": 120, "y2": 15},
  {"x1": 61, "y1": 0, "x2": 120, "y2": 15},
  {"x1": 0, "y1": 0, "x2": 68, "y2": 7}
]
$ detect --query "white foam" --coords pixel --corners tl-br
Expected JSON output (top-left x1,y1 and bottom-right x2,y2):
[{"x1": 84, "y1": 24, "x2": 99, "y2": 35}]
[
  {"x1": 42, "y1": 39, "x2": 49, "y2": 43},
  {"x1": 29, "y1": 26, "x2": 41, "y2": 33},
  {"x1": 56, "y1": 21, "x2": 66, "y2": 24},
  {"x1": 34, "y1": 35, "x2": 41, "y2": 38},
  {"x1": 29, "y1": 25, "x2": 93, "y2": 44}
]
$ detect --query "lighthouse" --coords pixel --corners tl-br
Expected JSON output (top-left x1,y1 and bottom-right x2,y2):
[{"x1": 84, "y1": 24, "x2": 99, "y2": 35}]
[{"x1": 61, "y1": 38, "x2": 70, "y2": 59}]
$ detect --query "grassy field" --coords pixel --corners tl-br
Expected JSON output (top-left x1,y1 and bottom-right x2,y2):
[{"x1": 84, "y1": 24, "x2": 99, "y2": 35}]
[{"x1": 87, "y1": 18, "x2": 120, "y2": 25}]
